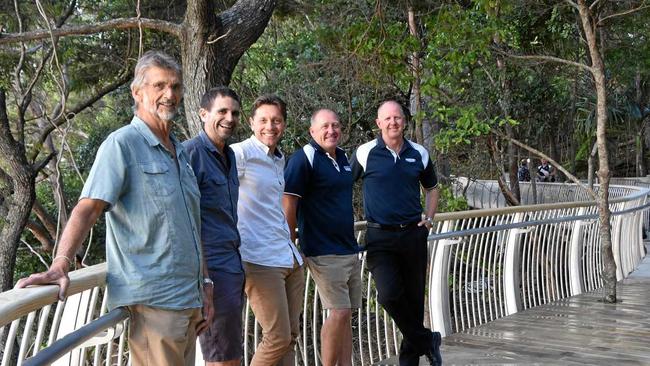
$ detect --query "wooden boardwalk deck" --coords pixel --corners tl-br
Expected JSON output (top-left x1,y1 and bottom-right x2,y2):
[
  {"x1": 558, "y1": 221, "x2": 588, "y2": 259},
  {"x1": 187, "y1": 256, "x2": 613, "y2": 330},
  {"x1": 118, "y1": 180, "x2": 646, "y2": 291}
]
[{"x1": 379, "y1": 247, "x2": 650, "y2": 365}]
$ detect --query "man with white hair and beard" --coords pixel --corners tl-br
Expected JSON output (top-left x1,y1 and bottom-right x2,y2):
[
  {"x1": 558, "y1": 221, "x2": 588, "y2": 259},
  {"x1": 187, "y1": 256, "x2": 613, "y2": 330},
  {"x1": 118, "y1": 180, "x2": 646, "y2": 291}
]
[{"x1": 17, "y1": 50, "x2": 213, "y2": 366}]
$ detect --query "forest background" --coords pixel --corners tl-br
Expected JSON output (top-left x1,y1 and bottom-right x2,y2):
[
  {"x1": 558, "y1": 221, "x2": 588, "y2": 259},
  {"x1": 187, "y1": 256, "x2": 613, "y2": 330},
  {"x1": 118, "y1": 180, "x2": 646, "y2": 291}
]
[{"x1": 1, "y1": 0, "x2": 649, "y2": 299}]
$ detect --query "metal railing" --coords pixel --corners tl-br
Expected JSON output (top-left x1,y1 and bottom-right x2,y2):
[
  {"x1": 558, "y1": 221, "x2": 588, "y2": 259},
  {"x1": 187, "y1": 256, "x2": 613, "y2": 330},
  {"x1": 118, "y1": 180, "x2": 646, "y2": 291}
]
[{"x1": 2, "y1": 178, "x2": 648, "y2": 365}]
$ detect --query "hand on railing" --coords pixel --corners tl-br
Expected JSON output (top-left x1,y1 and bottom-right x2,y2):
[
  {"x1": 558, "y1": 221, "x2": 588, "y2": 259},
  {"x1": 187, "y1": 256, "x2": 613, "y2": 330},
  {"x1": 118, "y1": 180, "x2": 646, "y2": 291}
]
[
  {"x1": 196, "y1": 282, "x2": 214, "y2": 335},
  {"x1": 15, "y1": 259, "x2": 71, "y2": 301}
]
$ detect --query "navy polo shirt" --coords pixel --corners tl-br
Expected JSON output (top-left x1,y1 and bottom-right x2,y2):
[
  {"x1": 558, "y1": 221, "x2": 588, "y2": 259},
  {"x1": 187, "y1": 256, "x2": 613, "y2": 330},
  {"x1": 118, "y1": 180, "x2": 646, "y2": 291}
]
[
  {"x1": 351, "y1": 137, "x2": 437, "y2": 225},
  {"x1": 183, "y1": 131, "x2": 242, "y2": 273},
  {"x1": 284, "y1": 140, "x2": 358, "y2": 257}
]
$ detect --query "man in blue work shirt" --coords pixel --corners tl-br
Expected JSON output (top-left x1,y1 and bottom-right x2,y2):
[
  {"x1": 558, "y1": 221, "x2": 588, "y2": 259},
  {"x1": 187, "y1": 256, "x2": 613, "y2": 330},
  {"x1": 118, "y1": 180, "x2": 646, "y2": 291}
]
[
  {"x1": 184, "y1": 86, "x2": 243, "y2": 366},
  {"x1": 16, "y1": 51, "x2": 213, "y2": 366},
  {"x1": 350, "y1": 100, "x2": 442, "y2": 366},
  {"x1": 283, "y1": 109, "x2": 361, "y2": 366}
]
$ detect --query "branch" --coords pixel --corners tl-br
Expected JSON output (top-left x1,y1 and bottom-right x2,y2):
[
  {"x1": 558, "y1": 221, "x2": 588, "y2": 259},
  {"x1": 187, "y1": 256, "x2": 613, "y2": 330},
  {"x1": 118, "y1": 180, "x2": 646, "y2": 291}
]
[
  {"x1": 492, "y1": 129, "x2": 598, "y2": 201},
  {"x1": 22, "y1": 48, "x2": 53, "y2": 117},
  {"x1": 29, "y1": 71, "x2": 132, "y2": 162},
  {"x1": 210, "y1": 0, "x2": 277, "y2": 81},
  {"x1": 32, "y1": 199, "x2": 58, "y2": 239},
  {"x1": 496, "y1": 49, "x2": 593, "y2": 73},
  {"x1": 565, "y1": 0, "x2": 579, "y2": 11},
  {"x1": 20, "y1": 239, "x2": 51, "y2": 269},
  {"x1": 32, "y1": 151, "x2": 56, "y2": 174},
  {"x1": 0, "y1": 17, "x2": 182, "y2": 45},
  {"x1": 597, "y1": 4, "x2": 650, "y2": 26},
  {"x1": 55, "y1": 0, "x2": 77, "y2": 28},
  {"x1": 589, "y1": 0, "x2": 601, "y2": 10},
  {"x1": 0, "y1": 89, "x2": 19, "y2": 152},
  {"x1": 25, "y1": 220, "x2": 54, "y2": 252},
  {"x1": 487, "y1": 135, "x2": 520, "y2": 206}
]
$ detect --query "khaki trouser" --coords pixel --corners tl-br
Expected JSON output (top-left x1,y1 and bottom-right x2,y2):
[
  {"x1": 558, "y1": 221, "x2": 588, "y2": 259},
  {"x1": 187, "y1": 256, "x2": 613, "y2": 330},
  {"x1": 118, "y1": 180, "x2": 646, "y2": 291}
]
[
  {"x1": 244, "y1": 261, "x2": 305, "y2": 366},
  {"x1": 127, "y1": 304, "x2": 202, "y2": 366}
]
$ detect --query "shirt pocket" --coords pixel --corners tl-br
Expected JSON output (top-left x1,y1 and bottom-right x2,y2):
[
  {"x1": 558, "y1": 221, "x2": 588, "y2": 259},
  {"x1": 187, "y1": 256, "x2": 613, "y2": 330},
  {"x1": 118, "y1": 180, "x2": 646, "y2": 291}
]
[
  {"x1": 140, "y1": 161, "x2": 177, "y2": 196},
  {"x1": 202, "y1": 176, "x2": 229, "y2": 209}
]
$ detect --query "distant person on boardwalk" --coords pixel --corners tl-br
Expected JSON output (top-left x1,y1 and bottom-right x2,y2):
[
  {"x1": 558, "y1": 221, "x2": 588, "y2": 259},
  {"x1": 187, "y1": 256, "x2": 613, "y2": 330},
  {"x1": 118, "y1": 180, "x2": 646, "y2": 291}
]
[
  {"x1": 230, "y1": 95, "x2": 305, "y2": 366},
  {"x1": 16, "y1": 51, "x2": 213, "y2": 366},
  {"x1": 283, "y1": 109, "x2": 361, "y2": 366},
  {"x1": 350, "y1": 100, "x2": 442, "y2": 366},
  {"x1": 537, "y1": 158, "x2": 556, "y2": 182},
  {"x1": 518, "y1": 159, "x2": 531, "y2": 182},
  {"x1": 183, "y1": 86, "x2": 244, "y2": 366}
]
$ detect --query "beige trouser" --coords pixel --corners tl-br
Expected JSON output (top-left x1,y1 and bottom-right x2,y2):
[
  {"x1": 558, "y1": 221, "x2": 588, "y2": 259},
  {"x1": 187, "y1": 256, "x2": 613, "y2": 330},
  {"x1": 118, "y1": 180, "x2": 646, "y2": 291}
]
[
  {"x1": 244, "y1": 261, "x2": 305, "y2": 366},
  {"x1": 127, "y1": 304, "x2": 202, "y2": 366}
]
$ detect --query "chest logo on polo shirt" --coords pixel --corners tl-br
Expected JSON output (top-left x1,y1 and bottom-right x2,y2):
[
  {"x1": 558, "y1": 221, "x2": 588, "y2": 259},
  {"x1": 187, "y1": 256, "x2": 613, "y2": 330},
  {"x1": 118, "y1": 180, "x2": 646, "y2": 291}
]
[
  {"x1": 405, "y1": 158, "x2": 416, "y2": 163},
  {"x1": 344, "y1": 165, "x2": 351, "y2": 171}
]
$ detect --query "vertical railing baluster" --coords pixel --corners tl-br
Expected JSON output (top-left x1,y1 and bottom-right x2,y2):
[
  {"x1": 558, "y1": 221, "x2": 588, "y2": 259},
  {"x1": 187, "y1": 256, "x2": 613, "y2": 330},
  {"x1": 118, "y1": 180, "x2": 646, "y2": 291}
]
[{"x1": 504, "y1": 212, "x2": 525, "y2": 315}]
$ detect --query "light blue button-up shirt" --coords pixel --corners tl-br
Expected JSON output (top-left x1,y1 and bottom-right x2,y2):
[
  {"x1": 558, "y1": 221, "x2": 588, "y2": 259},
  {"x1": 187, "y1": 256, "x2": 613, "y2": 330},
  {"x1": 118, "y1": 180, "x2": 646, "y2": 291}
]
[
  {"x1": 81, "y1": 116, "x2": 203, "y2": 311},
  {"x1": 231, "y1": 136, "x2": 303, "y2": 268}
]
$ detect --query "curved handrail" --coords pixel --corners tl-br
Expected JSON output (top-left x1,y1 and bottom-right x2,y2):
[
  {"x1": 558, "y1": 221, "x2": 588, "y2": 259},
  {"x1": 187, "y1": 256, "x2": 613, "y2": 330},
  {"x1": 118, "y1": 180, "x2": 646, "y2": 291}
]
[
  {"x1": 0, "y1": 263, "x2": 106, "y2": 328},
  {"x1": 22, "y1": 308, "x2": 128, "y2": 366}
]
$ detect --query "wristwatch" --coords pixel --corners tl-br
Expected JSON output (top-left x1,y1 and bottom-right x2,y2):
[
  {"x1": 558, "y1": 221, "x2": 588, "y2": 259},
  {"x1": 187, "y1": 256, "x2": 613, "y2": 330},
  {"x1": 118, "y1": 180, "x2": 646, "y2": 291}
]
[{"x1": 203, "y1": 277, "x2": 214, "y2": 287}]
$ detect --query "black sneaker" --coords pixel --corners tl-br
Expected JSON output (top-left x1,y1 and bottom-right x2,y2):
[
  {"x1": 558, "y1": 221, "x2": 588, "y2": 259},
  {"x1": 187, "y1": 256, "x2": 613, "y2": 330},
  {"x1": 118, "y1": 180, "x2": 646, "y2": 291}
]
[{"x1": 424, "y1": 331, "x2": 442, "y2": 365}]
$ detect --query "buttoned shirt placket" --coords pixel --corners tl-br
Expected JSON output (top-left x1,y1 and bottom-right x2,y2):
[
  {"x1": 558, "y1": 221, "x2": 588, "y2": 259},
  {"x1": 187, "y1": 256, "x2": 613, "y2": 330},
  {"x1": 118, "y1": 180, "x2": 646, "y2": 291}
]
[
  {"x1": 324, "y1": 152, "x2": 340, "y2": 172},
  {"x1": 268, "y1": 150, "x2": 303, "y2": 265},
  {"x1": 168, "y1": 140, "x2": 203, "y2": 302}
]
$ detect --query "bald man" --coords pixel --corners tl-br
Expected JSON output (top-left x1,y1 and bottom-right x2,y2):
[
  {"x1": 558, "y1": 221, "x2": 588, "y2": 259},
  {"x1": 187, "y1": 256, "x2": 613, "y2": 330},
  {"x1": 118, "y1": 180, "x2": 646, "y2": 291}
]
[
  {"x1": 350, "y1": 101, "x2": 442, "y2": 366},
  {"x1": 283, "y1": 109, "x2": 360, "y2": 366}
]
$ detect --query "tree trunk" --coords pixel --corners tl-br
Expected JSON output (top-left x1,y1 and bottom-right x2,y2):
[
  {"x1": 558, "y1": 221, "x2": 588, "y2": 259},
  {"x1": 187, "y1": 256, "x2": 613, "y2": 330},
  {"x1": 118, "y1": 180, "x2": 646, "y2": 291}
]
[
  {"x1": 407, "y1": 4, "x2": 423, "y2": 145},
  {"x1": 588, "y1": 141, "x2": 598, "y2": 189},
  {"x1": 578, "y1": 0, "x2": 616, "y2": 303},
  {"x1": 637, "y1": 131, "x2": 646, "y2": 176},
  {"x1": 0, "y1": 183, "x2": 36, "y2": 290},
  {"x1": 487, "y1": 135, "x2": 520, "y2": 206},
  {"x1": 635, "y1": 69, "x2": 647, "y2": 177},
  {"x1": 181, "y1": 0, "x2": 277, "y2": 136},
  {"x1": 0, "y1": 90, "x2": 36, "y2": 292},
  {"x1": 494, "y1": 22, "x2": 520, "y2": 203},
  {"x1": 529, "y1": 152, "x2": 538, "y2": 204}
]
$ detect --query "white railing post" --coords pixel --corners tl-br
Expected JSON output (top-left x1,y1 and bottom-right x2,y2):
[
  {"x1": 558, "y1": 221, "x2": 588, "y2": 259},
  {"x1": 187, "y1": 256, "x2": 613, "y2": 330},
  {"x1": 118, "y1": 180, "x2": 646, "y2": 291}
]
[
  {"x1": 52, "y1": 290, "x2": 93, "y2": 366},
  {"x1": 429, "y1": 220, "x2": 454, "y2": 337},
  {"x1": 504, "y1": 212, "x2": 526, "y2": 315},
  {"x1": 568, "y1": 207, "x2": 587, "y2": 296},
  {"x1": 610, "y1": 204, "x2": 625, "y2": 281}
]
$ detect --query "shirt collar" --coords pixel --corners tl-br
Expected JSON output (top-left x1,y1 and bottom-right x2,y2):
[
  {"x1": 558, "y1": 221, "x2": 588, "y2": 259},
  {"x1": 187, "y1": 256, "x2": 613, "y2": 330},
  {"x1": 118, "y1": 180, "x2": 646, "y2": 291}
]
[
  {"x1": 199, "y1": 130, "x2": 230, "y2": 155},
  {"x1": 376, "y1": 135, "x2": 409, "y2": 154},
  {"x1": 309, "y1": 139, "x2": 324, "y2": 153},
  {"x1": 309, "y1": 139, "x2": 344, "y2": 158},
  {"x1": 131, "y1": 116, "x2": 183, "y2": 155},
  {"x1": 250, "y1": 135, "x2": 283, "y2": 159},
  {"x1": 131, "y1": 116, "x2": 162, "y2": 147}
]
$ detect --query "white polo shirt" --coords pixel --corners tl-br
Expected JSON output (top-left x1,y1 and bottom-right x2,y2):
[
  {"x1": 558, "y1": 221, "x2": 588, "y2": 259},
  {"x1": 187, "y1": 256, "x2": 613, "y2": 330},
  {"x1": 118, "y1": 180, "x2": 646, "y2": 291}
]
[{"x1": 231, "y1": 135, "x2": 303, "y2": 268}]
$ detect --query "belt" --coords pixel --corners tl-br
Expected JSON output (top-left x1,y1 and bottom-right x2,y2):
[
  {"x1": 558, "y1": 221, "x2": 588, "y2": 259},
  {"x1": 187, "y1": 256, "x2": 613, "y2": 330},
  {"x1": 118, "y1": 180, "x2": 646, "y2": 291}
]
[{"x1": 366, "y1": 221, "x2": 420, "y2": 232}]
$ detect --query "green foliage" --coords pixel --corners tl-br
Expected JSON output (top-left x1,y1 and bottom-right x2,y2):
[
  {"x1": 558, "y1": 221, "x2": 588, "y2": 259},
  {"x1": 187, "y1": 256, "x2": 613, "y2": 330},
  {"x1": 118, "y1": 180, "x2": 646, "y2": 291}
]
[
  {"x1": 5, "y1": 0, "x2": 650, "y2": 284},
  {"x1": 437, "y1": 185, "x2": 469, "y2": 213}
]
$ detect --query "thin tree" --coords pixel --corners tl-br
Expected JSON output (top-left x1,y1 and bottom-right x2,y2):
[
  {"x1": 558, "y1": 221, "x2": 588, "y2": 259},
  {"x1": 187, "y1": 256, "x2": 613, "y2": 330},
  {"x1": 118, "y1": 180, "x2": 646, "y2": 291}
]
[{"x1": 500, "y1": 0, "x2": 650, "y2": 302}]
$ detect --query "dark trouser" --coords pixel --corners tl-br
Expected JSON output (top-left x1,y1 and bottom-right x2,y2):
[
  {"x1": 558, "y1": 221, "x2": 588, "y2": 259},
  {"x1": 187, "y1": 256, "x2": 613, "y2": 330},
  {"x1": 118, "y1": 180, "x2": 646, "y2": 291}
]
[{"x1": 366, "y1": 225, "x2": 432, "y2": 366}]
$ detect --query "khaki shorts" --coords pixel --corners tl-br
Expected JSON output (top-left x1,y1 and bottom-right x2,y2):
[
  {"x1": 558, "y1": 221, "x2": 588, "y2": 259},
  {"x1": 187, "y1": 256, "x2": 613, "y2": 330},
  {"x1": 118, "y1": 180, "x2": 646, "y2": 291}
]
[
  {"x1": 127, "y1": 304, "x2": 202, "y2": 366},
  {"x1": 306, "y1": 253, "x2": 362, "y2": 309}
]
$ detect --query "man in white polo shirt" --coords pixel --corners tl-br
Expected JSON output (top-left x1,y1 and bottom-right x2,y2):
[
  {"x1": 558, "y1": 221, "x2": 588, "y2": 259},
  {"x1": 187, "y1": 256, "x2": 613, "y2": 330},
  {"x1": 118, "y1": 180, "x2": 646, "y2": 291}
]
[{"x1": 230, "y1": 94, "x2": 304, "y2": 366}]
